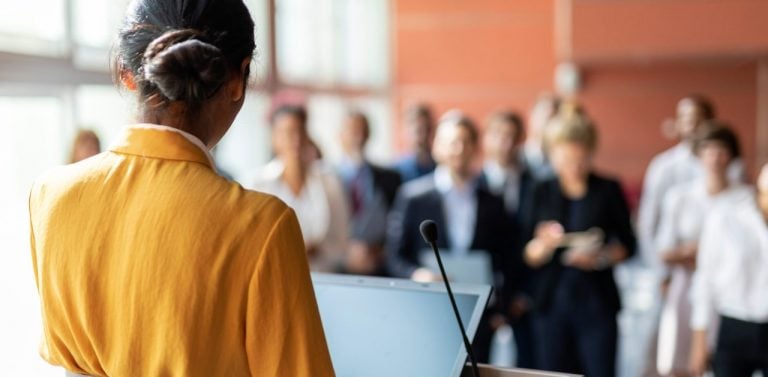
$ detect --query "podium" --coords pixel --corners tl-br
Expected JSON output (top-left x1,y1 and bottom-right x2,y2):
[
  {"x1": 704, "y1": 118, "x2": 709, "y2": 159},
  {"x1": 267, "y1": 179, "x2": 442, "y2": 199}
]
[{"x1": 462, "y1": 364, "x2": 582, "y2": 377}]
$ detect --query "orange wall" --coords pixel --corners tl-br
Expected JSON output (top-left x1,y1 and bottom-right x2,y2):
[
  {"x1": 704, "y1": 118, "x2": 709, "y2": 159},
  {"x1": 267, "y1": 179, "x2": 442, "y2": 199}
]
[
  {"x1": 565, "y1": 0, "x2": 768, "y2": 63},
  {"x1": 393, "y1": 0, "x2": 557, "y2": 146},
  {"x1": 582, "y1": 62, "x2": 758, "y2": 186},
  {"x1": 393, "y1": 0, "x2": 767, "y2": 199}
]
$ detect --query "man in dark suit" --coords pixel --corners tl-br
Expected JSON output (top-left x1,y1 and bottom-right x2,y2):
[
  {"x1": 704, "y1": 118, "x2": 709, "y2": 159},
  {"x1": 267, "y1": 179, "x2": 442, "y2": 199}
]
[
  {"x1": 386, "y1": 113, "x2": 515, "y2": 363},
  {"x1": 477, "y1": 110, "x2": 537, "y2": 369},
  {"x1": 393, "y1": 103, "x2": 437, "y2": 182},
  {"x1": 338, "y1": 110, "x2": 402, "y2": 276}
]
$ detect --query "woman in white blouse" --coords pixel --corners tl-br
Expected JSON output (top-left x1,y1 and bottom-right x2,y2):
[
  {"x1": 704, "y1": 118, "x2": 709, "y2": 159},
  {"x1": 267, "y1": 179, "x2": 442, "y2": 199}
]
[
  {"x1": 250, "y1": 105, "x2": 349, "y2": 272},
  {"x1": 689, "y1": 163, "x2": 768, "y2": 377},
  {"x1": 654, "y1": 123, "x2": 750, "y2": 376}
]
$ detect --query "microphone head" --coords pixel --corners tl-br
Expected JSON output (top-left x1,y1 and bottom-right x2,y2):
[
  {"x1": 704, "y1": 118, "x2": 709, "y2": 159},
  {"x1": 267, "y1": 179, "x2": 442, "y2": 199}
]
[{"x1": 419, "y1": 219, "x2": 438, "y2": 244}]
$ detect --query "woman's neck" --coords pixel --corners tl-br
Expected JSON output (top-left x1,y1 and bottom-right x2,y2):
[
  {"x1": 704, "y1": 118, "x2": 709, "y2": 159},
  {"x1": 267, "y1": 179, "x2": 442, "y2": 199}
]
[
  {"x1": 138, "y1": 105, "x2": 213, "y2": 147},
  {"x1": 560, "y1": 175, "x2": 588, "y2": 199},
  {"x1": 449, "y1": 170, "x2": 473, "y2": 191},
  {"x1": 282, "y1": 157, "x2": 308, "y2": 196},
  {"x1": 705, "y1": 172, "x2": 729, "y2": 196}
]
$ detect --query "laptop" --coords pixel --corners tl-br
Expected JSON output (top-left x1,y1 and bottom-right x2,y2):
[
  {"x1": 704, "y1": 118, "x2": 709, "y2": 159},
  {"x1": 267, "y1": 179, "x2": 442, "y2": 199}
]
[
  {"x1": 312, "y1": 273, "x2": 492, "y2": 377},
  {"x1": 419, "y1": 249, "x2": 494, "y2": 286}
]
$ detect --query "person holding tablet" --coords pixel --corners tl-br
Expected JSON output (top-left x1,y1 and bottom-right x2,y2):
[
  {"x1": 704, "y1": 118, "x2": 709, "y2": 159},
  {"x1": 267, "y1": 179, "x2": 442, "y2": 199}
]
[{"x1": 523, "y1": 103, "x2": 636, "y2": 377}]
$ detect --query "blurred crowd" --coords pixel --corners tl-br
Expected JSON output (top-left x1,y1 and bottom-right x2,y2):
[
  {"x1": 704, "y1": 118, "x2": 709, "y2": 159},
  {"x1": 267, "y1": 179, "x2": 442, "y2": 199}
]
[{"x1": 70, "y1": 94, "x2": 768, "y2": 377}]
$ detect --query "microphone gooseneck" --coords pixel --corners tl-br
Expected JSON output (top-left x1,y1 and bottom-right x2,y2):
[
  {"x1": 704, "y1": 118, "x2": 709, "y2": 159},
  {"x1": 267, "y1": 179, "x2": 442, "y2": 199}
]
[{"x1": 418, "y1": 219, "x2": 480, "y2": 377}]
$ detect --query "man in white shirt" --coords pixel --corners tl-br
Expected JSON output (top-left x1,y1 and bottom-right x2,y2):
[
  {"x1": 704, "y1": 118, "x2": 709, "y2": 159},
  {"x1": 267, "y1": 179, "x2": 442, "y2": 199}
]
[
  {"x1": 689, "y1": 163, "x2": 768, "y2": 377},
  {"x1": 636, "y1": 95, "x2": 743, "y2": 376},
  {"x1": 637, "y1": 95, "x2": 744, "y2": 270}
]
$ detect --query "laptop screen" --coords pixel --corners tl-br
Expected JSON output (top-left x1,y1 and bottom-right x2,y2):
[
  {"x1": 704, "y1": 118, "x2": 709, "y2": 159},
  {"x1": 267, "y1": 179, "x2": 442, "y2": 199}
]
[{"x1": 312, "y1": 273, "x2": 491, "y2": 377}]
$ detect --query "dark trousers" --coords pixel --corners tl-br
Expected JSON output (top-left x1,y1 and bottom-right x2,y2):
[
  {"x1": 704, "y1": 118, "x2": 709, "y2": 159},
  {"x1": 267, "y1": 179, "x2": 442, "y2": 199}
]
[
  {"x1": 472, "y1": 312, "x2": 493, "y2": 364},
  {"x1": 511, "y1": 311, "x2": 536, "y2": 369},
  {"x1": 533, "y1": 298, "x2": 617, "y2": 377},
  {"x1": 713, "y1": 316, "x2": 768, "y2": 377}
]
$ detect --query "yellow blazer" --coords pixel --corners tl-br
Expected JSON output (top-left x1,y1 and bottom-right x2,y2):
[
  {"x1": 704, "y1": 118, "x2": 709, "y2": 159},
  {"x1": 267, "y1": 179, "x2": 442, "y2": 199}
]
[{"x1": 29, "y1": 124, "x2": 335, "y2": 376}]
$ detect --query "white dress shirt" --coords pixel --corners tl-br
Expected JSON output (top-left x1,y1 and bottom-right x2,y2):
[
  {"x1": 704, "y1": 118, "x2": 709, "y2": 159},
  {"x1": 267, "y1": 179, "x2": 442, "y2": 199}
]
[
  {"x1": 654, "y1": 181, "x2": 752, "y2": 373},
  {"x1": 483, "y1": 161, "x2": 521, "y2": 213},
  {"x1": 637, "y1": 142, "x2": 745, "y2": 270},
  {"x1": 434, "y1": 167, "x2": 477, "y2": 253},
  {"x1": 691, "y1": 188, "x2": 768, "y2": 330},
  {"x1": 247, "y1": 159, "x2": 349, "y2": 272},
  {"x1": 128, "y1": 123, "x2": 215, "y2": 166}
]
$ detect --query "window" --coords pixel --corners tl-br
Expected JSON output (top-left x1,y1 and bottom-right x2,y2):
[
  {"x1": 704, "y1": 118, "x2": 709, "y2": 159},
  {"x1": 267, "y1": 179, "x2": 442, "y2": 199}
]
[
  {"x1": 0, "y1": 95, "x2": 66, "y2": 376},
  {"x1": 275, "y1": 0, "x2": 389, "y2": 87},
  {"x1": 0, "y1": 0, "x2": 67, "y2": 55}
]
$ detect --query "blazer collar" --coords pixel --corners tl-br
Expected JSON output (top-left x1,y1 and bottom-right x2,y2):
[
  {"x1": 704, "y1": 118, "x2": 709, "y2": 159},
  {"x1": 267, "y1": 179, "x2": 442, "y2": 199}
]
[{"x1": 110, "y1": 124, "x2": 215, "y2": 169}]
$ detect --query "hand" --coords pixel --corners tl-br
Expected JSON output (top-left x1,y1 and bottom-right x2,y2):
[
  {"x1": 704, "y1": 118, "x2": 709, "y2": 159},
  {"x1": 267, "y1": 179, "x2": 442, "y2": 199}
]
[
  {"x1": 535, "y1": 221, "x2": 565, "y2": 250},
  {"x1": 490, "y1": 314, "x2": 507, "y2": 331},
  {"x1": 306, "y1": 243, "x2": 319, "y2": 258},
  {"x1": 660, "y1": 275, "x2": 672, "y2": 297},
  {"x1": 689, "y1": 330, "x2": 710, "y2": 377},
  {"x1": 662, "y1": 242, "x2": 698, "y2": 268},
  {"x1": 411, "y1": 267, "x2": 442, "y2": 282},
  {"x1": 509, "y1": 294, "x2": 532, "y2": 319},
  {"x1": 344, "y1": 241, "x2": 381, "y2": 275},
  {"x1": 525, "y1": 222, "x2": 565, "y2": 267}
]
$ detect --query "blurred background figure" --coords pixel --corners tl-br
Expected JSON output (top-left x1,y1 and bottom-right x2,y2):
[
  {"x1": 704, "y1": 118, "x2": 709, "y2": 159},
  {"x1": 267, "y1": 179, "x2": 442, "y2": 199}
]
[
  {"x1": 337, "y1": 110, "x2": 401, "y2": 276},
  {"x1": 521, "y1": 94, "x2": 560, "y2": 180},
  {"x1": 689, "y1": 163, "x2": 768, "y2": 377},
  {"x1": 478, "y1": 110, "x2": 537, "y2": 368},
  {"x1": 637, "y1": 95, "x2": 744, "y2": 271},
  {"x1": 635, "y1": 95, "x2": 744, "y2": 377},
  {"x1": 386, "y1": 114, "x2": 514, "y2": 363},
  {"x1": 394, "y1": 103, "x2": 436, "y2": 182},
  {"x1": 249, "y1": 104, "x2": 349, "y2": 272},
  {"x1": 69, "y1": 129, "x2": 101, "y2": 164},
  {"x1": 654, "y1": 122, "x2": 749, "y2": 377},
  {"x1": 523, "y1": 103, "x2": 635, "y2": 377}
]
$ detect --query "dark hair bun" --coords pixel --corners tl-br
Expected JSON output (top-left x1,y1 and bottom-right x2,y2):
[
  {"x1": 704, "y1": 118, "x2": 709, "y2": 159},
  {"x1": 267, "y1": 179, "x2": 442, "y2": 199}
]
[{"x1": 143, "y1": 29, "x2": 227, "y2": 103}]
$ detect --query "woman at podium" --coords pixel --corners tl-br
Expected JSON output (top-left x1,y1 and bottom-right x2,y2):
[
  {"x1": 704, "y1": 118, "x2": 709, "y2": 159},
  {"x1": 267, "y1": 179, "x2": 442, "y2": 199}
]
[{"x1": 27, "y1": 0, "x2": 333, "y2": 376}]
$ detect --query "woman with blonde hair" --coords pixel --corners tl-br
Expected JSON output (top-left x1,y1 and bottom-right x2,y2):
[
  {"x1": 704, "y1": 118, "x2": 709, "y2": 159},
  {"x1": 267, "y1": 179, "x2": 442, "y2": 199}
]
[{"x1": 523, "y1": 103, "x2": 636, "y2": 376}]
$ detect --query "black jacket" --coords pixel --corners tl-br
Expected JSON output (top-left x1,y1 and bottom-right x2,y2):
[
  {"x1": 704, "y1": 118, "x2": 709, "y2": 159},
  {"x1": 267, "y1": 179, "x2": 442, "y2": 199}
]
[
  {"x1": 523, "y1": 173, "x2": 637, "y2": 314},
  {"x1": 385, "y1": 173, "x2": 515, "y2": 302}
]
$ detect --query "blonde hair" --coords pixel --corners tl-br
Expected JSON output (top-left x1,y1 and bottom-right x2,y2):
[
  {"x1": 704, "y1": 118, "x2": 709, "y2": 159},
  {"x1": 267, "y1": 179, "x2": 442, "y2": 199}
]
[{"x1": 543, "y1": 101, "x2": 597, "y2": 153}]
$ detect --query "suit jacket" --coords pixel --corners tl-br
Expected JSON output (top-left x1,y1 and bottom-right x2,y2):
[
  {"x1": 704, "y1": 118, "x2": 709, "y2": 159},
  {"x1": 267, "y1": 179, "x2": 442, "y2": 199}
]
[
  {"x1": 477, "y1": 167, "x2": 536, "y2": 301},
  {"x1": 523, "y1": 173, "x2": 637, "y2": 314},
  {"x1": 29, "y1": 125, "x2": 334, "y2": 377},
  {"x1": 393, "y1": 154, "x2": 436, "y2": 183},
  {"x1": 386, "y1": 173, "x2": 514, "y2": 301},
  {"x1": 341, "y1": 161, "x2": 402, "y2": 247},
  {"x1": 370, "y1": 163, "x2": 402, "y2": 208}
]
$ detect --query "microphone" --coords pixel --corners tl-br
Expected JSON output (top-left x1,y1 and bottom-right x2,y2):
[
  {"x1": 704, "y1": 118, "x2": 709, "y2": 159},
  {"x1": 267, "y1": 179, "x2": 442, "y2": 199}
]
[{"x1": 419, "y1": 219, "x2": 480, "y2": 377}]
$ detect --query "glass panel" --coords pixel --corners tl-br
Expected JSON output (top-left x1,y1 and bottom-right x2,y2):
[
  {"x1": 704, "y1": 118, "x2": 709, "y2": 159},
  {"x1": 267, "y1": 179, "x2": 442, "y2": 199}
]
[
  {"x1": 276, "y1": 0, "x2": 389, "y2": 87},
  {"x1": 216, "y1": 91, "x2": 272, "y2": 184},
  {"x1": 0, "y1": 0, "x2": 67, "y2": 55},
  {"x1": 0, "y1": 96, "x2": 66, "y2": 376},
  {"x1": 245, "y1": 0, "x2": 271, "y2": 87},
  {"x1": 73, "y1": 0, "x2": 130, "y2": 48},
  {"x1": 74, "y1": 85, "x2": 135, "y2": 149},
  {"x1": 306, "y1": 94, "x2": 392, "y2": 165}
]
